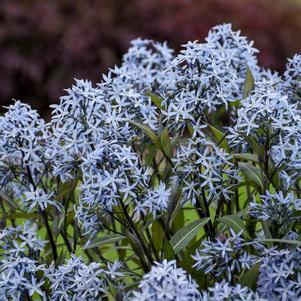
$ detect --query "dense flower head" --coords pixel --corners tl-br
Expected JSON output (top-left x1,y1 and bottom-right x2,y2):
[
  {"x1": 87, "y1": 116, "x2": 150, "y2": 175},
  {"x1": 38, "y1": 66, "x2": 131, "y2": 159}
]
[
  {"x1": 205, "y1": 23, "x2": 259, "y2": 78},
  {"x1": 49, "y1": 79, "x2": 110, "y2": 181},
  {"x1": 0, "y1": 256, "x2": 46, "y2": 301},
  {"x1": 258, "y1": 68, "x2": 283, "y2": 88},
  {"x1": 174, "y1": 136, "x2": 239, "y2": 204},
  {"x1": 228, "y1": 84, "x2": 299, "y2": 148},
  {"x1": 1, "y1": 23, "x2": 301, "y2": 301},
  {"x1": 133, "y1": 182, "x2": 171, "y2": 221},
  {"x1": 0, "y1": 223, "x2": 47, "y2": 300},
  {"x1": 101, "y1": 68, "x2": 160, "y2": 131},
  {"x1": 0, "y1": 223, "x2": 45, "y2": 256},
  {"x1": 201, "y1": 281, "x2": 265, "y2": 301},
  {"x1": 271, "y1": 120, "x2": 301, "y2": 187},
  {"x1": 130, "y1": 260, "x2": 201, "y2": 301},
  {"x1": 46, "y1": 255, "x2": 107, "y2": 301},
  {"x1": 249, "y1": 191, "x2": 301, "y2": 237},
  {"x1": 121, "y1": 38, "x2": 174, "y2": 91},
  {"x1": 77, "y1": 141, "x2": 172, "y2": 234},
  {"x1": 0, "y1": 101, "x2": 49, "y2": 188},
  {"x1": 162, "y1": 24, "x2": 259, "y2": 131},
  {"x1": 228, "y1": 77, "x2": 301, "y2": 186},
  {"x1": 284, "y1": 54, "x2": 301, "y2": 104},
  {"x1": 192, "y1": 230, "x2": 256, "y2": 282},
  {"x1": 23, "y1": 186, "x2": 61, "y2": 212},
  {"x1": 257, "y1": 248, "x2": 301, "y2": 300}
]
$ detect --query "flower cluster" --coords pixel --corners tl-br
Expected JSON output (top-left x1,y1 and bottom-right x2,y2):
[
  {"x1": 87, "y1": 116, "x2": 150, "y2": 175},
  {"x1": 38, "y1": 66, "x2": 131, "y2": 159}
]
[
  {"x1": 0, "y1": 101, "x2": 50, "y2": 191},
  {"x1": 0, "y1": 224, "x2": 125, "y2": 301},
  {"x1": 162, "y1": 24, "x2": 259, "y2": 131},
  {"x1": 192, "y1": 230, "x2": 255, "y2": 282},
  {"x1": 257, "y1": 248, "x2": 301, "y2": 300},
  {"x1": 202, "y1": 281, "x2": 264, "y2": 301},
  {"x1": 121, "y1": 38, "x2": 174, "y2": 92},
  {"x1": 0, "y1": 223, "x2": 46, "y2": 255},
  {"x1": 130, "y1": 260, "x2": 201, "y2": 301},
  {"x1": 1, "y1": 23, "x2": 301, "y2": 300},
  {"x1": 284, "y1": 54, "x2": 301, "y2": 104},
  {"x1": 228, "y1": 84, "x2": 298, "y2": 147},
  {"x1": 227, "y1": 61, "x2": 301, "y2": 187},
  {"x1": 46, "y1": 256, "x2": 107, "y2": 301},
  {"x1": 174, "y1": 137, "x2": 239, "y2": 204},
  {"x1": 249, "y1": 191, "x2": 301, "y2": 237},
  {"x1": 77, "y1": 142, "x2": 171, "y2": 235},
  {"x1": 0, "y1": 223, "x2": 47, "y2": 300}
]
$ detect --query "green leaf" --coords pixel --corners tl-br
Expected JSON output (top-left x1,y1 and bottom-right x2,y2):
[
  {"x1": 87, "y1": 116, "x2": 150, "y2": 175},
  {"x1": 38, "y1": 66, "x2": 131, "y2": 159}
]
[
  {"x1": 160, "y1": 128, "x2": 172, "y2": 158},
  {"x1": 144, "y1": 144, "x2": 157, "y2": 166},
  {"x1": 146, "y1": 92, "x2": 163, "y2": 110},
  {"x1": 173, "y1": 209, "x2": 185, "y2": 232},
  {"x1": 207, "y1": 123, "x2": 229, "y2": 151},
  {"x1": 232, "y1": 153, "x2": 258, "y2": 163},
  {"x1": 140, "y1": 212, "x2": 166, "y2": 233},
  {"x1": 129, "y1": 121, "x2": 161, "y2": 147},
  {"x1": 55, "y1": 249, "x2": 67, "y2": 266},
  {"x1": 170, "y1": 134, "x2": 179, "y2": 149},
  {"x1": 58, "y1": 210, "x2": 66, "y2": 232},
  {"x1": 170, "y1": 218, "x2": 210, "y2": 254},
  {"x1": 230, "y1": 99, "x2": 240, "y2": 108},
  {"x1": 6, "y1": 212, "x2": 40, "y2": 219},
  {"x1": 186, "y1": 122, "x2": 194, "y2": 137},
  {"x1": 163, "y1": 240, "x2": 176, "y2": 260},
  {"x1": 268, "y1": 158, "x2": 282, "y2": 188},
  {"x1": 0, "y1": 192, "x2": 18, "y2": 209},
  {"x1": 85, "y1": 234, "x2": 125, "y2": 249},
  {"x1": 218, "y1": 214, "x2": 251, "y2": 239},
  {"x1": 239, "y1": 263, "x2": 260, "y2": 289},
  {"x1": 244, "y1": 136, "x2": 260, "y2": 155},
  {"x1": 106, "y1": 292, "x2": 115, "y2": 301},
  {"x1": 255, "y1": 238, "x2": 301, "y2": 246},
  {"x1": 125, "y1": 230, "x2": 146, "y2": 262},
  {"x1": 167, "y1": 181, "x2": 183, "y2": 226},
  {"x1": 238, "y1": 162, "x2": 264, "y2": 192},
  {"x1": 243, "y1": 66, "x2": 254, "y2": 99},
  {"x1": 57, "y1": 178, "x2": 79, "y2": 198},
  {"x1": 152, "y1": 221, "x2": 164, "y2": 252},
  {"x1": 262, "y1": 221, "x2": 272, "y2": 242}
]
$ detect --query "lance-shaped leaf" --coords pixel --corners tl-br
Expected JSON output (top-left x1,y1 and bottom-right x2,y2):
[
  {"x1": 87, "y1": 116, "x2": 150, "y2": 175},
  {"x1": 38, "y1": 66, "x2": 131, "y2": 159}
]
[
  {"x1": 167, "y1": 180, "x2": 183, "y2": 227},
  {"x1": 163, "y1": 240, "x2": 176, "y2": 260},
  {"x1": 170, "y1": 218, "x2": 210, "y2": 254},
  {"x1": 243, "y1": 66, "x2": 254, "y2": 99},
  {"x1": 255, "y1": 238, "x2": 301, "y2": 246},
  {"x1": 160, "y1": 127, "x2": 172, "y2": 158},
  {"x1": 238, "y1": 162, "x2": 264, "y2": 192},
  {"x1": 85, "y1": 234, "x2": 125, "y2": 249},
  {"x1": 239, "y1": 263, "x2": 260, "y2": 289},
  {"x1": 218, "y1": 214, "x2": 251, "y2": 239},
  {"x1": 207, "y1": 123, "x2": 229, "y2": 151},
  {"x1": 232, "y1": 153, "x2": 258, "y2": 163},
  {"x1": 152, "y1": 220, "x2": 164, "y2": 252},
  {"x1": 146, "y1": 92, "x2": 163, "y2": 110},
  {"x1": 130, "y1": 120, "x2": 161, "y2": 147}
]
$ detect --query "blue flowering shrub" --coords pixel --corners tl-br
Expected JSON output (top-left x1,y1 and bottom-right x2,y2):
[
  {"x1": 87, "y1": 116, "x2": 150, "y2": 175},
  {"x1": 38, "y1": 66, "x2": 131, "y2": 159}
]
[{"x1": 1, "y1": 23, "x2": 301, "y2": 300}]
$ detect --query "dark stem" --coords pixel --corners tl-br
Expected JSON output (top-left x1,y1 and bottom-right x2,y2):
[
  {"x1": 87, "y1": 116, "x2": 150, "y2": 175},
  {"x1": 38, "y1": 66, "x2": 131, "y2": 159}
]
[
  {"x1": 119, "y1": 200, "x2": 153, "y2": 267},
  {"x1": 195, "y1": 196, "x2": 214, "y2": 241},
  {"x1": 39, "y1": 207, "x2": 58, "y2": 261},
  {"x1": 201, "y1": 189, "x2": 215, "y2": 238},
  {"x1": 24, "y1": 163, "x2": 58, "y2": 261}
]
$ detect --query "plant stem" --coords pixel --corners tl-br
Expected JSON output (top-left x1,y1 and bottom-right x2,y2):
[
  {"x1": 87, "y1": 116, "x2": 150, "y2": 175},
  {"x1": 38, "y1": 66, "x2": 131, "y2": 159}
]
[
  {"x1": 24, "y1": 163, "x2": 58, "y2": 261},
  {"x1": 119, "y1": 200, "x2": 153, "y2": 266}
]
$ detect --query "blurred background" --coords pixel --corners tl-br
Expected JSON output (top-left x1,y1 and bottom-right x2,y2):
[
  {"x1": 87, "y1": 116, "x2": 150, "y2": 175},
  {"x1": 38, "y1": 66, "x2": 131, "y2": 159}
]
[{"x1": 1, "y1": 0, "x2": 301, "y2": 116}]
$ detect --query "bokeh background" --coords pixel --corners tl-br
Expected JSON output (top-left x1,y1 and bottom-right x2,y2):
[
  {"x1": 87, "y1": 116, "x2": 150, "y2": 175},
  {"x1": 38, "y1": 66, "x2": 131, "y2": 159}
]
[{"x1": 1, "y1": 0, "x2": 301, "y2": 115}]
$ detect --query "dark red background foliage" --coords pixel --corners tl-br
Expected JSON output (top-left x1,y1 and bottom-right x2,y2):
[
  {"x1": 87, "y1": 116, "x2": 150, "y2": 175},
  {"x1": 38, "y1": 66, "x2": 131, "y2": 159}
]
[{"x1": 1, "y1": 0, "x2": 301, "y2": 115}]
